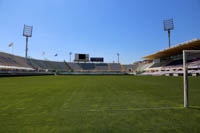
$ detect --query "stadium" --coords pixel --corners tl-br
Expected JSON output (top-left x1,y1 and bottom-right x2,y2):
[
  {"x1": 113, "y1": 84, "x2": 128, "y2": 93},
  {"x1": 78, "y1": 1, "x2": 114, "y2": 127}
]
[
  {"x1": 1, "y1": 38, "x2": 200, "y2": 76},
  {"x1": 0, "y1": 1, "x2": 200, "y2": 133},
  {"x1": 1, "y1": 38, "x2": 200, "y2": 132}
]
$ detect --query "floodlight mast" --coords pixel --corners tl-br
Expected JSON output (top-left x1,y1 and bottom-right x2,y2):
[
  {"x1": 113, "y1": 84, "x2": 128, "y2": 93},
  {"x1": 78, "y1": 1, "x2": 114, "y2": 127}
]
[
  {"x1": 168, "y1": 30, "x2": 171, "y2": 48},
  {"x1": 23, "y1": 25, "x2": 33, "y2": 59},
  {"x1": 163, "y1": 19, "x2": 174, "y2": 48},
  {"x1": 117, "y1": 53, "x2": 120, "y2": 63},
  {"x1": 69, "y1": 52, "x2": 72, "y2": 62},
  {"x1": 25, "y1": 37, "x2": 28, "y2": 58}
]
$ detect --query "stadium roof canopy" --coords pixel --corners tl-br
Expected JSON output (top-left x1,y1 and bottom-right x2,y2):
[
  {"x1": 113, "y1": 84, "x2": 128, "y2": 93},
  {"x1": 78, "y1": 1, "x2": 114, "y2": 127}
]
[{"x1": 142, "y1": 39, "x2": 200, "y2": 60}]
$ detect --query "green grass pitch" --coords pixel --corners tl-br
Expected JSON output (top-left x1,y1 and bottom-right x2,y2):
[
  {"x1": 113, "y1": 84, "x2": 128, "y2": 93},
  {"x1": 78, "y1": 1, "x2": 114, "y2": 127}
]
[{"x1": 0, "y1": 75, "x2": 200, "y2": 133}]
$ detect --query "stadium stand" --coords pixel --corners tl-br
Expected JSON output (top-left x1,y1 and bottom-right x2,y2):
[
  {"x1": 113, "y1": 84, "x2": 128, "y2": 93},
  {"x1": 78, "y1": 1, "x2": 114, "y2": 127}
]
[
  {"x1": 123, "y1": 64, "x2": 138, "y2": 72},
  {"x1": 0, "y1": 51, "x2": 137, "y2": 76},
  {"x1": 27, "y1": 59, "x2": 71, "y2": 72},
  {"x1": 27, "y1": 59, "x2": 54, "y2": 71},
  {"x1": 109, "y1": 63, "x2": 122, "y2": 72},
  {"x1": 120, "y1": 64, "x2": 125, "y2": 72},
  {"x1": 140, "y1": 39, "x2": 200, "y2": 76},
  {"x1": 0, "y1": 52, "x2": 71, "y2": 73},
  {"x1": 47, "y1": 61, "x2": 69, "y2": 71},
  {"x1": 79, "y1": 63, "x2": 95, "y2": 71},
  {"x1": 64, "y1": 61, "x2": 73, "y2": 71},
  {"x1": 107, "y1": 64, "x2": 111, "y2": 72},
  {"x1": 67, "y1": 63, "x2": 82, "y2": 72},
  {"x1": 0, "y1": 52, "x2": 34, "y2": 72},
  {"x1": 0, "y1": 52, "x2": 31, "y2": 68},
  {"x1": 95, "y1": 63, "x2": 108, "y2": 71},
  {"x1": 136, "y1": 63, "x2": 153, "y2": 72}
]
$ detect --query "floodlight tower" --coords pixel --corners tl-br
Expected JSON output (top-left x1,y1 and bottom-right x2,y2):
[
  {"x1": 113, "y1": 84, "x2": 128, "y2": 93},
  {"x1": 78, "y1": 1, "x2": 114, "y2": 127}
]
[
  {"x1": 117, "y1": 53, "x2": 120, "y2": 63},
  {"x1": 69, "y1": 52, "x2": 72, "y2": 62},
  {"x1": 23, "y1": 24, "x2": 33, "y2": 59},
  {"x1": 163, "y1": 18, "x2": 174, "y2": 48}
]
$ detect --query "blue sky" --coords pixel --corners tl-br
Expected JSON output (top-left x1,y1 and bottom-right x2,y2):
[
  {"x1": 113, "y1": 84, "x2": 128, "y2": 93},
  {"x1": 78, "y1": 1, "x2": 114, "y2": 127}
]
[{"x1": 0, "y1": 0, "x2": 200, "y2": 64}]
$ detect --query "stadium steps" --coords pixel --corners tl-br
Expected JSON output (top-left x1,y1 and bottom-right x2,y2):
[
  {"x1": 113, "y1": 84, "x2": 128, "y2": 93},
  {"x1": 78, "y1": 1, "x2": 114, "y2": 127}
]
[
  {"x1": 123, "y1": 64, "x2": 139, "y2": 72},
  {"x1": 64, "y1": 62, "x2": 73, "y2": 72},
  {"x1": 120, "y1": 64, "x2": 125, "y2": 72},
  {"x1": 50, "y1": 61, "x2": 69, "y2": 72},
  {"x1": 94, "y1": 63, "x2": 96, "y2": 72},
  {"x1": 45, "y1": 61, "x2": 57, "y2": 71},
  {"x1": 27, "y1": 59, "x2": 43, "y2": 69},
  {"x1": 67, "y1": 63, "x2": 82, "y2": 72},
  {"x1": 136, "y1": 63, "x2": 142, "y2": 72},
  {"x1": 137, "y1": 62, "x2": 154, "y2": 72},
  {"x1": 108, "y1": 64, "x2": 111, "y2": 72}
]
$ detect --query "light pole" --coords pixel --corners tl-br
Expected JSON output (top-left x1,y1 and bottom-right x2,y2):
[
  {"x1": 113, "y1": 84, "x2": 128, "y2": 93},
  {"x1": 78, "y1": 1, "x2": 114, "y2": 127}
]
[
  {"x1": 69, "y1": 52, "x2": 72, "y2": 62},
  {"x1": 23, "y1": 25, "x2": 33, "y2": 59},
  {"x1": 42, "y1": 52, "x2": 45, "y2": 60},
  {"x1": 163, "y1": 18, "x2": 174, "y2": 48},
  {"x1": 117, "y1": 53, "x2": 120, "y2": 63}
]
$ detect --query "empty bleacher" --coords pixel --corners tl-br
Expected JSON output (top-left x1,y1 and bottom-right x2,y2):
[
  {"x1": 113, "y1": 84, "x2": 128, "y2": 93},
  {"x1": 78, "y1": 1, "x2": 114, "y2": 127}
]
[
  {"x1": 67, "y1": 63, "x2": 82, "y2": 71},
  {"x1": 0, "y1": 52, "x2": 31, "y2": 67},
  {"x1": 27, "y1": 59, "x2": 54, "y2": 70},
  {"x1": 27, "y1": 59, "x2": 70, "y2": 71},
  {"x1": 109, "y1": 63, "x2": 122, "y2": 72},
  {"x1": 166, "y1": 59, "x2": 183, "y2": 66},
  {"x1": 0, "y1": 52, "x2": 129, "y2": 74},
  {"x1": 50, "y1": 62, "x2": 70, "y2": 71},
  {"x1": 123, "y1": 64, "x2": 138, "y2": 72},
  {"x1": 95, "y1": 63, "x2": 108, "y2": 71},
  {"x1": 79, "y1": 63, "x2": 95, "y2": 71}
]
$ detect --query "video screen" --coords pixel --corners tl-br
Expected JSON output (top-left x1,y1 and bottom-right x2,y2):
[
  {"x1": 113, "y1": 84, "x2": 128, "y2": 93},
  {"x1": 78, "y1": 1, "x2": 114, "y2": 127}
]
[{"x1": 79, "y1": 54, "x2": 86, "y2": 59}]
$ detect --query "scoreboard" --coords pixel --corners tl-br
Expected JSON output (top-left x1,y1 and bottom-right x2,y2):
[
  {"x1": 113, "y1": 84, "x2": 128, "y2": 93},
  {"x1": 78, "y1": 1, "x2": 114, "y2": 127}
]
[
  {"x1": 74, "y1": 53, "x2": 89, "y2": 62},
  {"x1": 90, "y1": 57, "x2": 104, "y2": 62}
]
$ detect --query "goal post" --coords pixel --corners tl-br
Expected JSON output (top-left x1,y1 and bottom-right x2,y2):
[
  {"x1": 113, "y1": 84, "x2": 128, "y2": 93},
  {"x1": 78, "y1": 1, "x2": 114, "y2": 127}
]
[
  {"x1": 183, "y1": 50, "x2": 188, "y2": 108},
  {"x1": 183, "y1": 50, "x2": 200, "y2": 108}
]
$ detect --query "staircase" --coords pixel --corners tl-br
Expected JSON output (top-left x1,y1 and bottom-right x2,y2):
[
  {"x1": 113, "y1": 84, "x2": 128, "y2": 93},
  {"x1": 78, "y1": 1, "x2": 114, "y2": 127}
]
[
  {"x1": 108, "y1": 64, "x2": 111, "y2": 72},
  {"x1": 120, "y1": 64, "x2": 125, "y2": 72},
  {"x1": 64, "y1": 62, "x2": 73, "y2": 72}
]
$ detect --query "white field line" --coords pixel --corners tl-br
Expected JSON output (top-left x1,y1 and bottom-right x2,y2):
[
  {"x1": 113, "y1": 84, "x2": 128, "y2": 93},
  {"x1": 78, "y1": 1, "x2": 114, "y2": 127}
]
[
  {"x1": 64, "y1": 106, "x2": 185, "y2": 112},
  {"x1": 60, "y1": 78, "x2": 89, "y2": 111}
]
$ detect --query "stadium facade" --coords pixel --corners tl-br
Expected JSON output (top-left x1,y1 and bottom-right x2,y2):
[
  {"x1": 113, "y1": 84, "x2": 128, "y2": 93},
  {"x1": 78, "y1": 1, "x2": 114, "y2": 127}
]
[
  {"x1": 0, "y1": 52, "x2": 137, "y2": 76},
  {"x1": 139, "y1": 39, "x2": 200, "y2": 76},
  {"x1": 1, "y1": 38, "x2": 200, "y2": 76}
]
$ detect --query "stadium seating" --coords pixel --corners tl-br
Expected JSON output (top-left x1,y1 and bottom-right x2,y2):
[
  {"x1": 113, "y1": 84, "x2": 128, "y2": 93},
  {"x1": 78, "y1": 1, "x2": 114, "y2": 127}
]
[
  {"x1": 67, "y1": 63, "x2": 82, "y2": 71},
  {"x1": 0, "y1": 52, "x2": 31, "y2": 67},
  {"x1": 166, "y1": 59, "x2": 183, "y2": 66},
  {"x1": 27, "y1": 59, "x2": 54, "y2": 70},
  {"x1": 95, "y1": 63, "x2": 108, "y2": 71},
  {"x1": 50, "y1": 62, "x2": 70, "y2": 71},
  {"x1": 123, "y1": 64, "x2": 138, "y2": 72},
  {"x1": 27, "y1": 59, "x2": 71, "y2": 71},
  {"x1": 79, "y1": 63, "x2": 95, "y2": 71},
  {"x1": 109, "y1": 63, "x2": 122, "y2": 72}
]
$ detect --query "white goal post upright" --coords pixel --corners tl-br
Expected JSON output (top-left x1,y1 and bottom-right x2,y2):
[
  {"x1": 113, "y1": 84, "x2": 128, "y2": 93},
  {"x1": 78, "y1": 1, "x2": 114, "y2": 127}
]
[
  {"x1": 183, "y1": 50, "x2": 200, "y2": 108},
  {"x1": 183, "y1": 50, "x2": 188, "y2": 108}
]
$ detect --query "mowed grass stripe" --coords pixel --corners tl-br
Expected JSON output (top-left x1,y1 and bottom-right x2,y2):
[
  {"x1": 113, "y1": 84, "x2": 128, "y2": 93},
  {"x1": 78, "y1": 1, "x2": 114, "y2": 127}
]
[{"x1": 0, "y1": 75, "x2": 199, "y2": 133}]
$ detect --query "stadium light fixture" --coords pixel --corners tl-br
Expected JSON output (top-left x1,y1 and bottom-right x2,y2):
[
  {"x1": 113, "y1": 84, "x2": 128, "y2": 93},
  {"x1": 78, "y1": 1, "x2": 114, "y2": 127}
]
[
  {"x1": 69, "y1": 52, "x2": 72, "y2": 62},
  {"x1": 117, "y1": 53, "x2": 120, "y2": 63},
  {"x1": 23, "y1": 24, "x2": 33, "y2": 59},
  {"x1": 163, "y1": 18, "x2": 174, "y2": 48}
]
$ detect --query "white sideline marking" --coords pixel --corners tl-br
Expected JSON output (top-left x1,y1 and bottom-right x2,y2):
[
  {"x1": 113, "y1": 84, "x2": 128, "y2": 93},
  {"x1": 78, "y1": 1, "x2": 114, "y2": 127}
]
[{"x1": 64, "y1": 107, "x2": 184, "y2": 112}]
